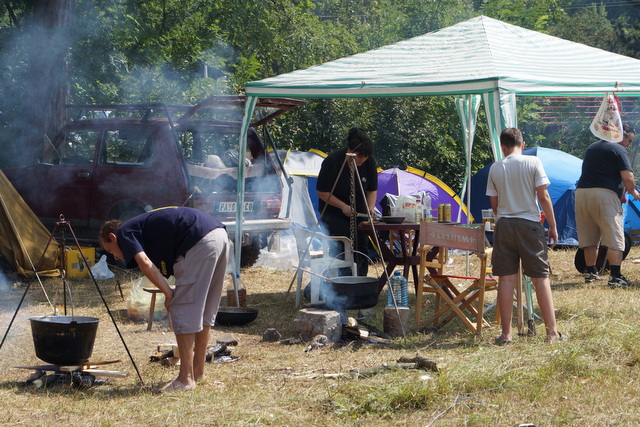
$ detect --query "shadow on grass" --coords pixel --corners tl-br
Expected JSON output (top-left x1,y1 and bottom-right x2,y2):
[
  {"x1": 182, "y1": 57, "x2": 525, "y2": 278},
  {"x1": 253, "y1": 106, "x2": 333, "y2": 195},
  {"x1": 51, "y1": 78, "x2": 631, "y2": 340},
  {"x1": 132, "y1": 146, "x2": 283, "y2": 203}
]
[{"x1": 0, "y1": 378, "x2": 152, "y2": 397}]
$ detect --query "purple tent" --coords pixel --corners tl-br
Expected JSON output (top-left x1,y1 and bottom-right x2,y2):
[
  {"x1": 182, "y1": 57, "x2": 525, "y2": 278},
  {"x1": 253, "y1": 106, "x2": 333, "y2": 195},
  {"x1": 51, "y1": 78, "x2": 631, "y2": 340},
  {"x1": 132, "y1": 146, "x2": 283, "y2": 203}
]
[{"x1": 377, "y1": 167, "x2": 472, "y2": 223}]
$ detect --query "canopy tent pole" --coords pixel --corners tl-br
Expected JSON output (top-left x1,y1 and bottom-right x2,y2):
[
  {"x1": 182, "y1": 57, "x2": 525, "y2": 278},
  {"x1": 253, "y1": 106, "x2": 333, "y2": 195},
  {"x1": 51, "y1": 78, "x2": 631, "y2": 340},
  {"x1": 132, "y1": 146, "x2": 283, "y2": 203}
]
[
  {"x1": 483, "y1": 89, "x2": 517, "y2": 162},
  {"x1": 454, "y1": 94, "x2": 481, "y2": 224},
  {"x1": 454, "y1": 94, "x2": 481, "y2": 274},
  {"x1": 234, "y1": 96, "x2": 259, "y2": 281}
]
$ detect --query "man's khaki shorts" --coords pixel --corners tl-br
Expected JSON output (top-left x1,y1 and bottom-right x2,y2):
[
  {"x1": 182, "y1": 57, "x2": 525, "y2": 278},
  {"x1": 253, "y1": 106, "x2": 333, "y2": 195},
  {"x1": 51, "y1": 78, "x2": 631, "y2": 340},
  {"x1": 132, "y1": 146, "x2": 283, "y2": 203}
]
[
  {"x1": 169, "y1": 228, "x2": 229, "y2": 335},
  {"x1": 575, "y1": 188, "x2": 624, "y2": 252}
]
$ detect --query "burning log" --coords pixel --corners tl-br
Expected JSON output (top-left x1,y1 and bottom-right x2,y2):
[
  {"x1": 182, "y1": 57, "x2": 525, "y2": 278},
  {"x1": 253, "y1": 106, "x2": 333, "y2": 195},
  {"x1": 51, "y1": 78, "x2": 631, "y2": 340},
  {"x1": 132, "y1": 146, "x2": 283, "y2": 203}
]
[{"x1": 343, "y1": 317, "x2": 392, "y2": 344}]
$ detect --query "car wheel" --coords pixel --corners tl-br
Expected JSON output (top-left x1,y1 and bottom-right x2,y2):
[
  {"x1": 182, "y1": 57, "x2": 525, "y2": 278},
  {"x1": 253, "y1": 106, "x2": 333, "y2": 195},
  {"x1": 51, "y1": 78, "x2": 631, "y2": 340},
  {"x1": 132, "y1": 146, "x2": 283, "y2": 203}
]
[
  {"x1": 240, "y1": 240, "x2": 262, "y2": 268},
  {"x1": 240, "y1": 233, "x2": 268, "y2": 268}
]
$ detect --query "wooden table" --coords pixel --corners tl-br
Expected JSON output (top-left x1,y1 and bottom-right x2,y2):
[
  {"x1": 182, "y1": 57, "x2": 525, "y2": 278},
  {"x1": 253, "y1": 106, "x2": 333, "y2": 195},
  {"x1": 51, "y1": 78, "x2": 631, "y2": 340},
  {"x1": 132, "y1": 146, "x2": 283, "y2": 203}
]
[{"x1": 359, "y1": 221, "x2": 423, "y2": 293}]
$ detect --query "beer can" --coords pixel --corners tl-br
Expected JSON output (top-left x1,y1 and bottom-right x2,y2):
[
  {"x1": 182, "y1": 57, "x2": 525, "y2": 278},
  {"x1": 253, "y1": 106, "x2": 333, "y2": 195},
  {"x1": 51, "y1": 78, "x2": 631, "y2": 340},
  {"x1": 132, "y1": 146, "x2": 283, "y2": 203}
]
[
  {"x1": 443, "y1": 203, "x2": 452, "y2": 223},
  {"x1": 437, "y1": 204, "x2": 444, "y2": 222}
]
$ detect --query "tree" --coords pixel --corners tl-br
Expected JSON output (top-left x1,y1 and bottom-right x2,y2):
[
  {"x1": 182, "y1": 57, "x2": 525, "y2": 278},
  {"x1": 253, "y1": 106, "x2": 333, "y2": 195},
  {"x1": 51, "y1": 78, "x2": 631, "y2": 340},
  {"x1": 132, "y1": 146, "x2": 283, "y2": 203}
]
[
  {"x1": 24, "y1": 0, "x2": 75, "y2": 165},
  {"x1": 0, "y1": 0, "x2": 75, "y2": 166}
]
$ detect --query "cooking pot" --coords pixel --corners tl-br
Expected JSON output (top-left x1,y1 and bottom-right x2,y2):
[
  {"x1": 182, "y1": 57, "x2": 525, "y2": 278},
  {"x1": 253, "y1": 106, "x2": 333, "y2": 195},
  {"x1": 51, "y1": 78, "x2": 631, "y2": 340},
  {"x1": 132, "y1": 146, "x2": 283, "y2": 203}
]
[
  {"x1": 216, "y1": 307, "x2": 259, "y2": 326},
  {"x1": 29, "y1": 316, "x2": 99, "y2": 365},
  {"x1": 323, "y1": 276, "x2": 380, "y2": 310}
]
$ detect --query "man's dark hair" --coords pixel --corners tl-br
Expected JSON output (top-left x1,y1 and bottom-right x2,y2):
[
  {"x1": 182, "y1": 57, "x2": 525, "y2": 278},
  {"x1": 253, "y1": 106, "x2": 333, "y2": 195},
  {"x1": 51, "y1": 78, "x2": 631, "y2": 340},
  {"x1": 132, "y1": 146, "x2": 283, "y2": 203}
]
[
  {"x1": 499, "y1": 127, "x2": 524, "y2": 148},
  {"x1": 346, "y1": 127, "x2": 373, "y2": 156},
  {"x1": 623, "y1": 123, "x2": 636, "y2": 136},
  {"x1": 99, "y1": 219, "x2": 123, "y2": 243}
]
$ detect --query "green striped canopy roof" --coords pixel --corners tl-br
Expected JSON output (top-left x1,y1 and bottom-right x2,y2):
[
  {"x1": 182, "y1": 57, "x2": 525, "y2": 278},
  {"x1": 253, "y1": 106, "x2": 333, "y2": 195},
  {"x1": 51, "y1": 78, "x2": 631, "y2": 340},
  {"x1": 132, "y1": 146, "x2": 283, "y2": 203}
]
[{"x1": 246, "y1": 15, "x2": 640, "y2": 98}]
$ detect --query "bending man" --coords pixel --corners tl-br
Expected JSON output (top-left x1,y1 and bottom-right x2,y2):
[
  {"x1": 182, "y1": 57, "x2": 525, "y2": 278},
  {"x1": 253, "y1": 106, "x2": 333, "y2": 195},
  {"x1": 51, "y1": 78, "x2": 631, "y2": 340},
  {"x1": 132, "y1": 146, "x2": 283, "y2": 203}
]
[
  {"x1": 316, "y1": 127, "x2": 378, "y2": 276},
  {"x1": 100, "y1": 206, "x2": 228, "y2": 392}
]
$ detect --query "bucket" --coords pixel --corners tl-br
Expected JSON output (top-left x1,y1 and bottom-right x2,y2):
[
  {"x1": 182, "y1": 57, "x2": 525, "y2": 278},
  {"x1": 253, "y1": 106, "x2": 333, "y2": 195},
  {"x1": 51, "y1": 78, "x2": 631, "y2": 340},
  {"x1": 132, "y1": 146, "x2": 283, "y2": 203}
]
[{"x1": 29, "y1": 316, "x2": 100, "y2": 365}]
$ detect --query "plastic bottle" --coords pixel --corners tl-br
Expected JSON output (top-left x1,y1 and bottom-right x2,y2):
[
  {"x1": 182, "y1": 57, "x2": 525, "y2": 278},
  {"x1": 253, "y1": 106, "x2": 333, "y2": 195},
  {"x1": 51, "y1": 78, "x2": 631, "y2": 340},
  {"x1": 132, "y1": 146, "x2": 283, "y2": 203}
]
[
  {"x1": 415, "y1": 197, "x2": 423, "y2": 223},
  {"x1": 423, "y1": 192, "x2": 432, "y2": 220},
  {"x1": 387, "y1": 270, "x2": 408, "y2": 307},
  {"x1": 227, "y1": 273, "x2": 247, "y2": 307}
]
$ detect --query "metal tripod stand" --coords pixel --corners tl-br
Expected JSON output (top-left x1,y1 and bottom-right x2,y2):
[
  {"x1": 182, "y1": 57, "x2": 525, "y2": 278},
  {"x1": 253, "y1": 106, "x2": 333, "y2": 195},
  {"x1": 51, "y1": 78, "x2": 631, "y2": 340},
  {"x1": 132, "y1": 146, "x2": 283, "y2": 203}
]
[
  {"x1": 286, "y1": 151, "x2": 407, "y2": 337},
  {"x1": 0, "y1": 214, "x2": 144, "y2": 385}
]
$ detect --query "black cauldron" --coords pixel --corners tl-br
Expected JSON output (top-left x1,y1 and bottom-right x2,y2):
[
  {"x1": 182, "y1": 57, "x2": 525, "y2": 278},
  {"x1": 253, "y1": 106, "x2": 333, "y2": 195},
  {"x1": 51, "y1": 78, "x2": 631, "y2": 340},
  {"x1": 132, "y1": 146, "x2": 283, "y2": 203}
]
[
  {"x1": 29, "y1": 316, "x2": 99, "y2": 365},
  {"x1": 216, "y1": 307, "x2": 259, "y2": 326},
  {"x1": 323, "y1": 276, "x2": 379, "y2": 310}
]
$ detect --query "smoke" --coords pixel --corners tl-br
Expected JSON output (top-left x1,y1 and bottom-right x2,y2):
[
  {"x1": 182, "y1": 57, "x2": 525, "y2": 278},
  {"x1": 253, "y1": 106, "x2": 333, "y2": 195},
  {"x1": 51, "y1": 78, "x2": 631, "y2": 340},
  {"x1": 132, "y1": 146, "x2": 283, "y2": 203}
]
[
  {"x1": 0, "y1": 5, "x2": 239, "y2": 168},
  {"x1": 0, "y1": 269, "x2": 9, "y2": 293}
]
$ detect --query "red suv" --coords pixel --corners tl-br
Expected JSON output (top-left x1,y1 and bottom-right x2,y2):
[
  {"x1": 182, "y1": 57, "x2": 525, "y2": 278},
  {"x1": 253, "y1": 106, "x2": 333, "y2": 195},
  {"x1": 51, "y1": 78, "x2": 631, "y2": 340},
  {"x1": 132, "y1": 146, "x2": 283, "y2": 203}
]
[{"x1": 3, "y1": 96, "x2": 303, "y2": 265}]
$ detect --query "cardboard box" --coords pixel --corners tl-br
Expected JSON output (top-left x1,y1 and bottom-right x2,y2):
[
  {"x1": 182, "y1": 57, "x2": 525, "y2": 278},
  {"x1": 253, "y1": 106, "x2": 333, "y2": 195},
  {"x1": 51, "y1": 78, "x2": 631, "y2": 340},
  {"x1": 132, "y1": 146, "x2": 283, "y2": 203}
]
[{"x1": 64, "y1": 247, "x2": 95, "y2": 278}]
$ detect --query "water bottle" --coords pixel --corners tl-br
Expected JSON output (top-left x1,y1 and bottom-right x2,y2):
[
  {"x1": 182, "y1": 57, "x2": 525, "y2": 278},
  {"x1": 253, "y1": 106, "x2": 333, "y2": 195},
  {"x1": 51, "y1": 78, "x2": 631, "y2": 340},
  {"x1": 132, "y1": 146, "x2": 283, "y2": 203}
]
[
  {"x1": 387, "y1": 270, "x2": 408, "y2": 307},
  {"x1": 415, "y1": 198, "x2": 423, "y2": 223},
  {"x1": 423, "y1": 192, "x2": 432, "y2": 220}
]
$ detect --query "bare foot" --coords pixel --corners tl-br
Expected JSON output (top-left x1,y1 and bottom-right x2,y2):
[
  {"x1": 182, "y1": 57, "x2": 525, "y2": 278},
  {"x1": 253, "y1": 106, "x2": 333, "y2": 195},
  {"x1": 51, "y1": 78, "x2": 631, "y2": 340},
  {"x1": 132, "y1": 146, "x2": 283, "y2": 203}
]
[
  {"x1": 155, "y1": 378, "x2": 196, "y2": 393},
  {"x1": 544, "y1": 332, "x2": 568, "y2": 343}
]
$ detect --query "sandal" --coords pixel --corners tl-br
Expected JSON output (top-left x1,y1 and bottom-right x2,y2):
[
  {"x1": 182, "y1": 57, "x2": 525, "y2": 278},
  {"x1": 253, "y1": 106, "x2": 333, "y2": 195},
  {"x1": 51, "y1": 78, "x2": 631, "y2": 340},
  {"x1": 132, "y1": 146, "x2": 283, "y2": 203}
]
[{"x1": 494, "y1": 335, "x2": 512, "y2": 345}]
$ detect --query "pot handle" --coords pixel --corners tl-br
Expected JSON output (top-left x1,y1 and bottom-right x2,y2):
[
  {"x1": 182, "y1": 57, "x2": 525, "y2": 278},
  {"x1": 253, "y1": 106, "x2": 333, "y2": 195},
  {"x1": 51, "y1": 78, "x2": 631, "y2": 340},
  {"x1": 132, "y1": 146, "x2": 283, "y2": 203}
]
[{"x1": 324, "y1": 251, "x2": 379, "y2": 278}]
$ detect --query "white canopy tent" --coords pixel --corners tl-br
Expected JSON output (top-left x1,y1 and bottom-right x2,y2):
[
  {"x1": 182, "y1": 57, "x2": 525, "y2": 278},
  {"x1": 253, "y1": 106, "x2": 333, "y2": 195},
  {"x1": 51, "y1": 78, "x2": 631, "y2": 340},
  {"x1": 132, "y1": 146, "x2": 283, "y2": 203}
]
[{"x1": 233, "y1": 15, "x2": 640, "y2": 274}]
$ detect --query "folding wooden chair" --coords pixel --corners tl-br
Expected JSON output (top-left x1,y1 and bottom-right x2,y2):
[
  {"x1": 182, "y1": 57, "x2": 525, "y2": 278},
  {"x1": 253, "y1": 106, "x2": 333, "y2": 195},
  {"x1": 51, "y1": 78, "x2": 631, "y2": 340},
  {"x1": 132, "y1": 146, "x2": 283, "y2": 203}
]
[{"x1": 416, "y1": 222, "x2": 497, "y2": 336}]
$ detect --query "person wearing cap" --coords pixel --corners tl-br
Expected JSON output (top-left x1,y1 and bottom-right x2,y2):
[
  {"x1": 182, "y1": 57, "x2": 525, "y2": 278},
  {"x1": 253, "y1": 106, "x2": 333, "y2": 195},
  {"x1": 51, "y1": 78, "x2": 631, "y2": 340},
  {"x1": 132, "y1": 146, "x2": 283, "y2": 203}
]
[
  {"x1": 576, "y1": 123, "x2": 639, "y2": 288},
  {"x1": 487, "y1": 127, "x2": 563, "y2": 344},
  {"x1": 316, "y1": 127, "x2": 378, "y2": 276},
  {"x1": 99, "y1": 206, "x2": 228, "y2": 392}
]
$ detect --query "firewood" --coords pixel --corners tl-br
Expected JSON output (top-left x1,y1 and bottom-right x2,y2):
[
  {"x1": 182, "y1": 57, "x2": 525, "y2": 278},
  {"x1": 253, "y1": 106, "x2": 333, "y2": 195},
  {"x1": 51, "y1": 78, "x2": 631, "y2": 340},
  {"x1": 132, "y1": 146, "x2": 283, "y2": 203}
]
[{"x1": 397, "y1": 355, "x2": 439, "y2": 372}]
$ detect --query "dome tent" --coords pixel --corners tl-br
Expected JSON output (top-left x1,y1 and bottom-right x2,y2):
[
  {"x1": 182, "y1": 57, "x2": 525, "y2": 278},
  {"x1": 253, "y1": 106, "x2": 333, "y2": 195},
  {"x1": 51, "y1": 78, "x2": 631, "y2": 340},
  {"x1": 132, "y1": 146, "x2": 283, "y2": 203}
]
[{"x1": 377, "y1": 167, "x2": 472, "y2": 223}]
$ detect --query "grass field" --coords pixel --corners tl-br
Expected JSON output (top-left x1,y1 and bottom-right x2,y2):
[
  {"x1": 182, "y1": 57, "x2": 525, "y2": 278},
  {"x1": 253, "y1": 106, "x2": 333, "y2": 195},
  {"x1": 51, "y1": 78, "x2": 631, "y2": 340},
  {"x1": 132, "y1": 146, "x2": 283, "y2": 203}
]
[{"x1": 1, "y1": 246, "x2": 640, "y2": 426}]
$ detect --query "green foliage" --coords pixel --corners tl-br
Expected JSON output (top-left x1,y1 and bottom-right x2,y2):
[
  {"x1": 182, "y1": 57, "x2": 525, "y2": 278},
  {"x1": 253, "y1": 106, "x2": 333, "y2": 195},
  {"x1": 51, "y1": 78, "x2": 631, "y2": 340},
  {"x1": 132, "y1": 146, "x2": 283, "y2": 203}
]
[
  {"x1": 478, "y1": 0, "x2": 571, "y2": 31},
  {"x1": 548, "y1": 3, "x2": 618, "y2": 50},
  {"x1": 2, "y1": 0, "x2": 640, "y2": 185}
]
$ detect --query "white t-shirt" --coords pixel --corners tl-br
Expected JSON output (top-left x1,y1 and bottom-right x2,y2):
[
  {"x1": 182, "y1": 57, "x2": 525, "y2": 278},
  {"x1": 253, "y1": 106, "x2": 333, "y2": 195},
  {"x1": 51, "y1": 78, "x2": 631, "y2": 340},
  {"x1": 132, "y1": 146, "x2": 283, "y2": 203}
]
[{"x1": 486, "y1": 153, "x2": 550, "y2": 223}]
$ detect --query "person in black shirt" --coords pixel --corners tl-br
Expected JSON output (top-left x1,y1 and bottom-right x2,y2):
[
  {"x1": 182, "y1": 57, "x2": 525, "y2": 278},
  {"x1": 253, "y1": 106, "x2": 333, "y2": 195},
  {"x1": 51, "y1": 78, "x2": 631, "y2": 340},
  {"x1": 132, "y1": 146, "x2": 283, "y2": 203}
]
[
  {"x1": 576, "y1": 123, "x2": 639, "y2": 288},
  {"x1": 100, "y1": 207, "x2": 228, "y2": 392},
  {"x1": 316, "y1": 128, "x2": 378, "y2": 276}
]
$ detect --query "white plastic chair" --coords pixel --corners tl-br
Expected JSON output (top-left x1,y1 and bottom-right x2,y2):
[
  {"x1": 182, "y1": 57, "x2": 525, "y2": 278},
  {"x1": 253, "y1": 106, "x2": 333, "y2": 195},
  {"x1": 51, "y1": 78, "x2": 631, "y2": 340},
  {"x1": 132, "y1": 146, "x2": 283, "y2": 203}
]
[{"x1": 290, "y1": 224, "x2": 357, "y2": 307}]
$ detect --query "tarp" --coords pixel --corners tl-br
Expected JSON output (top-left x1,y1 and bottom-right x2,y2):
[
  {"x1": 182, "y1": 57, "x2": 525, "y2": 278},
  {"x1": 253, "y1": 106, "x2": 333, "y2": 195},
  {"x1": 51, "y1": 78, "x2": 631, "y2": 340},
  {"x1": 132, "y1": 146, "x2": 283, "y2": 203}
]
[
  {"x1": 233, "y1": 15, "x2": 640, "y2": 275},
  {"x1": 377, "y1": 167, "x2": 472, "y2": 223},
  {"x1": 470, "y1": 147, "x2": 583, "y2": 246},
  {"x1": 0, "y1": 170, "x2": 58, "y2": 277},
  {"x1": 275, "y1": 149, "x2": 327, "y2": 227}
]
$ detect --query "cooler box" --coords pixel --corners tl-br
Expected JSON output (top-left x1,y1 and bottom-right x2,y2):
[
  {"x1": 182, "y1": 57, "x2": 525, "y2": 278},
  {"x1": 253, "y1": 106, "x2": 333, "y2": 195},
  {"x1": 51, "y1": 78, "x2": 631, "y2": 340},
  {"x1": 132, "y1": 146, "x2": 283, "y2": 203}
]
[{"x1": 63, "y1": 247, "x2": 96, "y2": 278}]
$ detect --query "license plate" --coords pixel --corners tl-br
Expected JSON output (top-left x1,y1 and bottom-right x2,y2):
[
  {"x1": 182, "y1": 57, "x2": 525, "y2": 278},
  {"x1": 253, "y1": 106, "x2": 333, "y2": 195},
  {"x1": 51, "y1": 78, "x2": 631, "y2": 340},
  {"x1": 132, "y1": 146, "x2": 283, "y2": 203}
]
[{"x1": 218, "y1": 201, "x2": 253, "y2": 213}]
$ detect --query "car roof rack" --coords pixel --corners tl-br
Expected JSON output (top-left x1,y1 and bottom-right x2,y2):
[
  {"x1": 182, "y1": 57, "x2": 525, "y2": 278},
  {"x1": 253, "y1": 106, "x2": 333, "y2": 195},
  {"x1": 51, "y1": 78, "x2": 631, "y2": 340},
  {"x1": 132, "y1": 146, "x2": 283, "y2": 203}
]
[{"x1": 65, "y1": 96, "x2": 304, "y2": 128}]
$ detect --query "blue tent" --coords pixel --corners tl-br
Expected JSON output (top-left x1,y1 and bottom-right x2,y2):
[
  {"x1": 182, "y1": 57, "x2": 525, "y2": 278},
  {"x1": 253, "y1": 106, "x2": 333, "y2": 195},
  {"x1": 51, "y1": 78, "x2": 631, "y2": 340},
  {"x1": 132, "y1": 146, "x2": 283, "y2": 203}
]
[
  {"x1": 624, "y1": 193, "x2": 640, "y2": 232},
  {"x1": 470, "y1": 147, "x2": 583, "y2": 246}
]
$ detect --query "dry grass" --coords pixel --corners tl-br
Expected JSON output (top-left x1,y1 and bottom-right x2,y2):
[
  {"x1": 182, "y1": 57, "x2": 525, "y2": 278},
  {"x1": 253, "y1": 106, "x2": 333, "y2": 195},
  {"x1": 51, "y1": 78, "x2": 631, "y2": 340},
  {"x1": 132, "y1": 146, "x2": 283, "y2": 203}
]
[{"x1": 1, "y1": 247, "x2": 640, "y2": 426}]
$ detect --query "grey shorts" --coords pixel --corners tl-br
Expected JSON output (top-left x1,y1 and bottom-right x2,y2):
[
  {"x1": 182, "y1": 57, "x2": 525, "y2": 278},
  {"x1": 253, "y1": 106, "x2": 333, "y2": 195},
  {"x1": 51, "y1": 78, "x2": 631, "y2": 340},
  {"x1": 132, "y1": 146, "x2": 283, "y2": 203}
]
[
  {"x1": 491, "y1": 217, "x2": 550, "y2": 278},
  {"x1": 169, "y1": 228, "x2": 229, "y2": 335},
  {"x1": 575, "y1": 187, "x2": 625, "y2": 252}
]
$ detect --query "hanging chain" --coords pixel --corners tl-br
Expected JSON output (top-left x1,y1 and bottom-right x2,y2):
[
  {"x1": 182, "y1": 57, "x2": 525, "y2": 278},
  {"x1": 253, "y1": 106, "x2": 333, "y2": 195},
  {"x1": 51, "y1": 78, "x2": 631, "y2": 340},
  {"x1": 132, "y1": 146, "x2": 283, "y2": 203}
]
[{"x1": 348, "y1": 153, "x2": 357, "y2": 252}]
